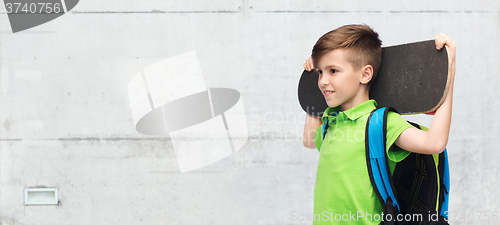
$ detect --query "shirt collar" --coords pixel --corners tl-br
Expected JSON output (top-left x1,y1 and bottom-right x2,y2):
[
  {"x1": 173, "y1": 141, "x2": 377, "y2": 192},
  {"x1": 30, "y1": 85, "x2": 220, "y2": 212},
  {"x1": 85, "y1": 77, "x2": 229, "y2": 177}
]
[{"x1": 322, "y1": 100, "x2": 377, "y2": 124}]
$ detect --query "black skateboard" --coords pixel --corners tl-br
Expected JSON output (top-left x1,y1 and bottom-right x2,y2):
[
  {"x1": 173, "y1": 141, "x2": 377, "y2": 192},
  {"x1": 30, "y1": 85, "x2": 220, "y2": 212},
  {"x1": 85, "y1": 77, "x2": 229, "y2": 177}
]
[{"x1": 298, "y1": 40, "x2": 452, "y2": 116}]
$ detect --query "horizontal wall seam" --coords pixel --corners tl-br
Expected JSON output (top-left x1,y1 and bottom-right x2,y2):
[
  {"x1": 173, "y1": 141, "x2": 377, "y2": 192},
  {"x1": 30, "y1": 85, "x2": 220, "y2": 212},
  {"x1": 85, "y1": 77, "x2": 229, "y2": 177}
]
[
  {"x1": 1, "y1": 10, "x2": 496, "y2": 14},
  {"x1": 0, "y1": 137, "x2": 301, "y2": 141}
]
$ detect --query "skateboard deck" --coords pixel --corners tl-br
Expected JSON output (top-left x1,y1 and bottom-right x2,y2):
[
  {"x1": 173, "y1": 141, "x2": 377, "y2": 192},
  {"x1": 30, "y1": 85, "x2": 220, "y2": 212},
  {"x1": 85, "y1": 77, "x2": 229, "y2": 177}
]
[{"x1": 298, "y1": 40, "x2": 452, "y2": 117}]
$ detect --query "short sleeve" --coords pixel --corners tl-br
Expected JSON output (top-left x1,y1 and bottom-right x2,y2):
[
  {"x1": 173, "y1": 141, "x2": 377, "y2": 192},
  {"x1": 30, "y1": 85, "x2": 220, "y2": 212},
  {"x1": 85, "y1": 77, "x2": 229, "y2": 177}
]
[
  {"x1": 314, "y1": 125, "x2": 323, "y2": 152},
  {"x1": 385, "y1": 111, "x2": 415, "y2": 162}
]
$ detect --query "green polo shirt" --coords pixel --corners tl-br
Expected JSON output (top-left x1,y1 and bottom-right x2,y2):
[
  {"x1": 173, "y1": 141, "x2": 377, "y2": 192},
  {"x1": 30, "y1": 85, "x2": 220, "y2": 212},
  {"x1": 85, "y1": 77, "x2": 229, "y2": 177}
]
[{"x1": 312, "y1": 100, "x2": 414, "y2": 224}]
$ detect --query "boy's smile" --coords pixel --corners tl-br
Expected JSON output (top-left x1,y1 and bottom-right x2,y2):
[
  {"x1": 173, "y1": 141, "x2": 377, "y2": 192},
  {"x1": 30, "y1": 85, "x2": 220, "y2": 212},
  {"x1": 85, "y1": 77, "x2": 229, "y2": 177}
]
[{"x1": 316, "y1": 48, "x2": 369, "y2": 111}]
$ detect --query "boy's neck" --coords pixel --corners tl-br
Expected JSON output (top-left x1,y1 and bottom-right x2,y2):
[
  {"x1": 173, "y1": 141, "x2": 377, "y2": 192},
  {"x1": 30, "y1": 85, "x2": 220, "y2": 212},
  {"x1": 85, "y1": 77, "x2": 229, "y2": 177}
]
[{"x1": 340, "y1": 89, "x2": 370, "y2": 111}]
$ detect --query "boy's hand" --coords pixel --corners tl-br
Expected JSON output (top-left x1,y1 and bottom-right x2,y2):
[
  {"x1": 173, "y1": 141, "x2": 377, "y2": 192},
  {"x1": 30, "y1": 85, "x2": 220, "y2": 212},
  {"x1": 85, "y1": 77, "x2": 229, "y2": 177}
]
[
  {"x1": 435, "y1": 33, "x2": 456, "y2": 66},
  {"x1": 425, "y1": 33, "x2": 456, "y2": 115},
  {"x1": 303, "y1": 57, "x2": 314, "y2": 71}
]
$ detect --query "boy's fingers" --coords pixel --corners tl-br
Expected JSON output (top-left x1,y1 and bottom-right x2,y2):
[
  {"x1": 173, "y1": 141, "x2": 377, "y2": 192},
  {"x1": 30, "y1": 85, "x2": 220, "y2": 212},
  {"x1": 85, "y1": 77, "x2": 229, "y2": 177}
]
[
  {"x1": 308, "y1": 63, "x2": 314, "y2": 71},
  {"x1": 435, "y1": 35, "x2": 443, "y2": 49},
  {"x1": 307, "y1": 57, "x2": 313, "y2": 69},
  {"x1": 435, "y1": 34, "x2": 456, "y2": 59},
  {"x1": 435, "y1": 33, "x2": 448, "y2": 50},
  {"x1": 304, "y1": 62, "x2": 311, "y2": 71},
  {"x1": 304, "y1": 61, "x2": 313, "y2": 71},
  {"x1": 303, "y1": 57, "x2": 314, "y2": 71}
]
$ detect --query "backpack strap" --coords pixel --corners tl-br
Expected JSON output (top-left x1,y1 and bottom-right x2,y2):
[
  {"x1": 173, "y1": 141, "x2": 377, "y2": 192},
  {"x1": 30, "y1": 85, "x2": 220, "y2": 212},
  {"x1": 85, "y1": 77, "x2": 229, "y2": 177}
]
[
  {"x1": 439, "y1": 149, "x2": 450, "y2": 219},
  {"x1": 365, "y1": 107, "x2": 401, "y2": 213},
  {"x1": 322, "y1": 122, "x2": 329, "y2": 141},
  {"x1": 321, "y1": 110, "x2": 339, "y2": 140}
]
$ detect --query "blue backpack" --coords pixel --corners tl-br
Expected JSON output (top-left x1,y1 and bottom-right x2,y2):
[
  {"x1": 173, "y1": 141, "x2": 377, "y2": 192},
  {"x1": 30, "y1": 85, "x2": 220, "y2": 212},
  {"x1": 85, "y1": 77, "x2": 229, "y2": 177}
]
[{"x1": 321, "y1": 107, "x2": 450, "y2": 225}]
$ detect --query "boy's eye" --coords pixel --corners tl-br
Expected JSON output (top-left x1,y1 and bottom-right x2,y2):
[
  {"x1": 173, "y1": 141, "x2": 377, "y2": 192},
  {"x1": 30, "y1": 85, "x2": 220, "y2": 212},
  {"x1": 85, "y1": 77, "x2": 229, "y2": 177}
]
[
  {"x1": 317, "y1": 70, "x2": 322, "y2": 75},
  {"x1": 330, "y1": 69, "x2": 337, "y2": 73}
]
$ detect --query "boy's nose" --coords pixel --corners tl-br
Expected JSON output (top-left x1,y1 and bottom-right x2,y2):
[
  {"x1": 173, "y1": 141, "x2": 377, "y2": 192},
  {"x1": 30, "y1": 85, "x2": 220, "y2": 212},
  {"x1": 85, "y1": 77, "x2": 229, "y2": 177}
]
[{"x1": 318, "y1": 74, "x2": 329, "y2": 87}]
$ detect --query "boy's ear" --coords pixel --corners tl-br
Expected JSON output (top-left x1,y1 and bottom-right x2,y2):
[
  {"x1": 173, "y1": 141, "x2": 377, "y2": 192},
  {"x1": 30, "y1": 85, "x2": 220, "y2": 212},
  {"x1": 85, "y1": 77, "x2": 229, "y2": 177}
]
[{"x1": 360, "y1": 65, "x2": 373, "y2": 85}]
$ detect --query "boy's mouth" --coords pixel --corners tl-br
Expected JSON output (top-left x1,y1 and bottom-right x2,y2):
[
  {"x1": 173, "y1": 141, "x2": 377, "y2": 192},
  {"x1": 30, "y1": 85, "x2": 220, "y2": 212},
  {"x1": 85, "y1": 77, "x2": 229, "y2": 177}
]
[{"x1": 323, "y1": 90, "x2": 334, "y2": 97}]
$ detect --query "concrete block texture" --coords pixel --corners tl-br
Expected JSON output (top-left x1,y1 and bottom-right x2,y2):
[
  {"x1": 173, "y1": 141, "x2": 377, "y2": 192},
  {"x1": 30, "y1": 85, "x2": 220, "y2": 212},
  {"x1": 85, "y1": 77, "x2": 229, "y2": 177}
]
[{"x1": 0, "y1": 0, "x2": 499, "y2": 224}]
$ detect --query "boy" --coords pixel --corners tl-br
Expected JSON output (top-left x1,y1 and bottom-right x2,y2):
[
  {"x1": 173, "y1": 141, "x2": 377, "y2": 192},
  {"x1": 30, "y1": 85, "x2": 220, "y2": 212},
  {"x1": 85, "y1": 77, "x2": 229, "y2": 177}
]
[{"x1": 302, "y1": 24, "x2": 455, "y2": 224}]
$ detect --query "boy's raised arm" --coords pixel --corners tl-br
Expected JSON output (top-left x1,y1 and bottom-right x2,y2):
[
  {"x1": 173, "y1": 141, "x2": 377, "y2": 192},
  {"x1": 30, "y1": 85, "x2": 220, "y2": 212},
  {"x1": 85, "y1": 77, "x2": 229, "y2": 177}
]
[
  {"x1": 395, "y1": 33, "x2": 456, "y2": 154},
  {"x1": 303, "y1": 113, "x2": 323, "y2": 149}
]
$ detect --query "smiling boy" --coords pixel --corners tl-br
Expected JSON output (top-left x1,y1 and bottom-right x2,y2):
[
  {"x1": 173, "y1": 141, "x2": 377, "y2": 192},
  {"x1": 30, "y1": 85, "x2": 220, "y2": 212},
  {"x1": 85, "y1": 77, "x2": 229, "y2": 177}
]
[{"x1": 302, "y1": 24, "x2": 455, "y2": 224}]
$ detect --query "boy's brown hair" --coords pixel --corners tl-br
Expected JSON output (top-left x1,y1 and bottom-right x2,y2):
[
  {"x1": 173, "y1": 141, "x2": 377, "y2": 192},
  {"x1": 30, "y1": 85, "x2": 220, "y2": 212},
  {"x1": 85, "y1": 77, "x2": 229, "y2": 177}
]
[{"x1": 312, "y1": 24, "x2": 382, "y2": 87}]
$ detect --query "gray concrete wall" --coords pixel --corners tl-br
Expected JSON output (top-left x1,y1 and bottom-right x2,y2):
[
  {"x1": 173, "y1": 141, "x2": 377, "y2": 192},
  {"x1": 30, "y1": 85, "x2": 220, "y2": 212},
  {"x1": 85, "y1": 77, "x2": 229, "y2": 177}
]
[{"x1": 0, "y1": 0, "x2": 499, "y2": 224}]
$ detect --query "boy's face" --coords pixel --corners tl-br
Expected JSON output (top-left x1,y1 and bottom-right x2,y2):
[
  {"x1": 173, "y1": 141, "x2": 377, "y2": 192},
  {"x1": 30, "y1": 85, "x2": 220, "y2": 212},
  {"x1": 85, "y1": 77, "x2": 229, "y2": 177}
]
[{"x1": 316, "y1": 49, "x2": 365, "y2": 109}]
